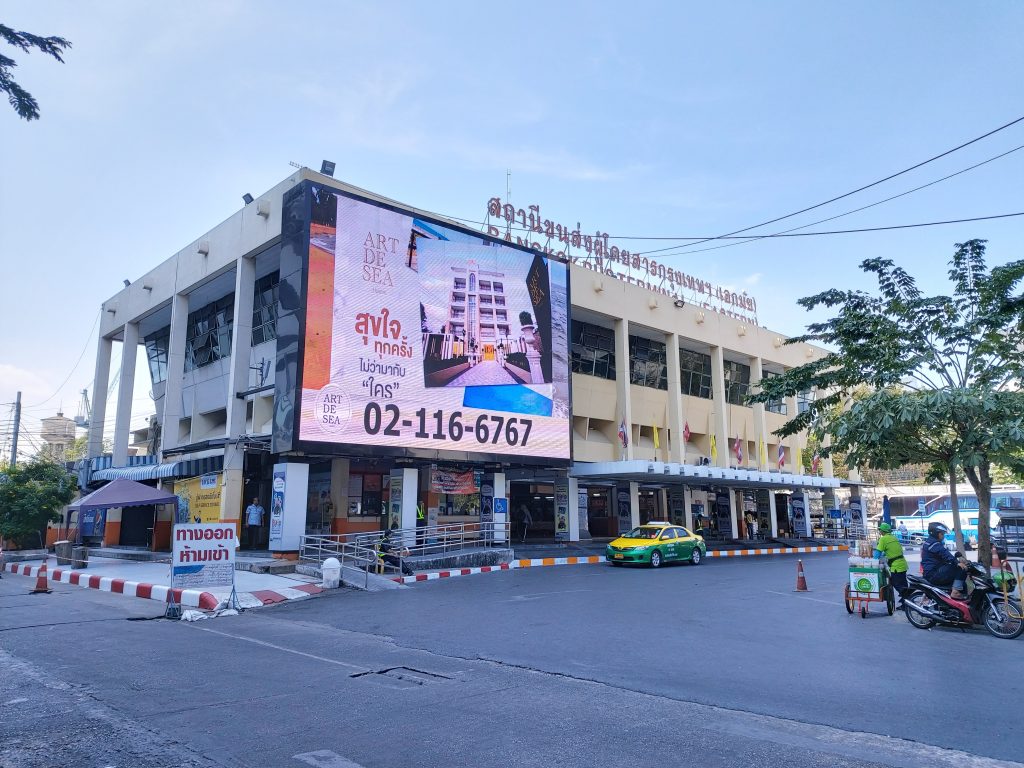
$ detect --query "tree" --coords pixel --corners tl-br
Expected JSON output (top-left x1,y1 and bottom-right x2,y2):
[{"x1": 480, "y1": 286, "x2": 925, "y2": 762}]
[
  {"x1": 753, "y1": 240, "x2": 1024, "y2": 568},
  {"x1": 0, "y1": 458, "x2": 76, "y2": 547},
  {"x1": 64, "y1": 435, "x2": 112, "y2": 462},
  {"x1": 1, "y1": 23, "x2": 71, "y2": 121}
]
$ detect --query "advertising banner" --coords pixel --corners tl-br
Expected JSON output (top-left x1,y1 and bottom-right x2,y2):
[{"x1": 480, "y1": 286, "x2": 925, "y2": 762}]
[
  {"x1": 171, "y1": 523, "x2": 236, "y2": 590},
  {"x1": 792, "y1": 494, "x2": 812, "y2": 537},
  {"x1": 617, "y1": 489, "x2": 632, "y2": 534},
  {"x1": 297, "y1": 188, "x2": 571, "y2": 463},
  {"x1": 430, "y1": 466, "x2": 480, "y2": 495},
  {"x1": 176, "y1": 473, "x2": 222, "y2": 524},
  {"x1": 269, "y1": 467, "x2": 286, "y2": 548},
  {"x1": 554, "y1": 481, "x2": 569, "y2": 541},
  {"x1": 388, "y1": 474, "x2": 403, "y2": 531}
]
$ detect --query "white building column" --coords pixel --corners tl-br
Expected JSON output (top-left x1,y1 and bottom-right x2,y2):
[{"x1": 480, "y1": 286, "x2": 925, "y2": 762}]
[
  {"x1": 614, "y1": 318, "x2": 633, "y2": 460},
  {"x1": 785, "y1": 395, "x2": 802, "y2": 474},
  {"x1": 88, "y1": 336, "x2": 112, "y2": 457},
  {"x1": 749, "y1": 357, "x2": 768, "y2": 470},
  {"x1": 729, "y1": 490, "x2": 740, "y2": 539},
  {"x1": 390, "y1": 468, "x2": 419, "y2": 536},
  {"x1": 160, "y1": 293, "x2": 189, "y2": 455},
  {"x1": 683, "y1": 487, "x2": 694, "y2": 530},
  {"x1": 768, "y1": 492, "x2": 779, "y2": 537},
  {"x1": 112, "y1": 322, "x2": 139, "y2": 466},
  {"x1": 221, "y1": 259, "x2": 257, "y2": 524},
  {"x1": 710, "y1": 345, "x2": 729, "y2": 468},
  {"x1": 665, "y1": 333, "x2": 685, "y2": 463},
  {"x1": 563, "y1": 476, "x2": 581, "y2": 542},
  {"x1": 626, "y1": 483, "x2": 634, "y2": 532}
]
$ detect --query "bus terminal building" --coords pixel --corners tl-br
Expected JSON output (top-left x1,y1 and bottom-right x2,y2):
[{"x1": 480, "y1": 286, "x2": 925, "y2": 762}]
[{"x1": 78, "y1": 169, "x2": 845, "y2": 553}]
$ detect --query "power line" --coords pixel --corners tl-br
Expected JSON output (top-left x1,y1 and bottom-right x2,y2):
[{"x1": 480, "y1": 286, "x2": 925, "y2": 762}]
[
  {"x1": 634, "y1": 143, "x2": 1024, "y2": 259},
  {"x1": 27, "y1": 310, "x2": 101, "y2": 409},
  {"x1": 635, "y1": 112, "x2": 1024, "y2": 256}
]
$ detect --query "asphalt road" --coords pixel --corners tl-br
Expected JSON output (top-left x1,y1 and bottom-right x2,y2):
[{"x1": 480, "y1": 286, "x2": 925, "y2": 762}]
[{"x1": 2, "y1": 553, "x2": 1022, "y2": 768}]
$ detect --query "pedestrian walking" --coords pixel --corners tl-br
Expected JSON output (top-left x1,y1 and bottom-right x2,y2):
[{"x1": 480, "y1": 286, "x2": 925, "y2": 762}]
[
  {"x1": 518, "y1": 504, "x2": 533, "y2": 543},
  {"x1": 245, "y1": 496, "x2": 265, "y2": 549}
]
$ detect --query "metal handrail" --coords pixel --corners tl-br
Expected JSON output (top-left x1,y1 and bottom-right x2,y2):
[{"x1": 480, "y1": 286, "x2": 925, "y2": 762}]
[{"x1": 300, "y1": 520, "x2": 512, "y2": 570}]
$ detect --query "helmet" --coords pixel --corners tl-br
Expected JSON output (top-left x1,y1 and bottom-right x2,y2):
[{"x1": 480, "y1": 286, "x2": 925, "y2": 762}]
[
  {"x1": 928, "y1": 522, "x2": 949, "y2": 538},
  {"x1": 878, "y1": 522, "x2": 892, "y2": 533}
]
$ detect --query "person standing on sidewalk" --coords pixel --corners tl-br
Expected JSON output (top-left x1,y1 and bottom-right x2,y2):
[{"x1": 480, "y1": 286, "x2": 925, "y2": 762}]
[{"x1": 245, "y1": 497, "x2": 265, "y2": 549}]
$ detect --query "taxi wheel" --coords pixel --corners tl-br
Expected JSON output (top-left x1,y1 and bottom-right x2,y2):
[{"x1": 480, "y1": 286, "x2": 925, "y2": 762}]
[
  {"x1": 690, "y1": 548, "x2": 703, "y2": 566},
  {"x1": 649, "y1": 550, "x2": 663, "y2": 568}
]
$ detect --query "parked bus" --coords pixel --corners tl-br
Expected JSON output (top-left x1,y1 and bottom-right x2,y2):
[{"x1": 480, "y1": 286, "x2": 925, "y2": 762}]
[{"x1": 889, "y1": 488, "x2": 1024, "y2": 546}]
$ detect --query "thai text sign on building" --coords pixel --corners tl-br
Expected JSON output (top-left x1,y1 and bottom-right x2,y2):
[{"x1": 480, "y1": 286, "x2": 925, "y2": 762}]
[{"x1": 171, "y1": 523, "x2": 236, "y2": 590}]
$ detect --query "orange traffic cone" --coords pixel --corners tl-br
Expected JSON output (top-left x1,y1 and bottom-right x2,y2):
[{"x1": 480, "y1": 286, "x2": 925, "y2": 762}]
[
  {"x1": 794, "y1": 559, "x2": 809, "y2": 592},
  {"x1": 30, "y1": 562, "x2": 51, "y2": 594}
]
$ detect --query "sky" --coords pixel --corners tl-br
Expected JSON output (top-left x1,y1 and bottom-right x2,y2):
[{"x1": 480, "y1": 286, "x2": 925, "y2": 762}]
[{"x1": 2, "y1": 1, "x2": 1024, "y2": 457}]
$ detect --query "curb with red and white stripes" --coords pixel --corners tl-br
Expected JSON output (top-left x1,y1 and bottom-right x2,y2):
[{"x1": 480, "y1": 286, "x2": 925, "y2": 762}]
[
  {"x1": 3, "y1": 562, "x2": 322, "y2": 609},
  {"x1": 390, "y1": 546, "x2": 849, "y2": 585}
]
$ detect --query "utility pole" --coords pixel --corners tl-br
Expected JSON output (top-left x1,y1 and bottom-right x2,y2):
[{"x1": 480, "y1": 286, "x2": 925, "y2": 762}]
[{"x1": 10, "y1": 390, "x2": 21, "y2": 467}]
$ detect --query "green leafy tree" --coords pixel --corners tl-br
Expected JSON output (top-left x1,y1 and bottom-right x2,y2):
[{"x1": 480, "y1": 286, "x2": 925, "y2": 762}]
[
  {"x1": 753, "y1": 240, "x2": 1024, "y2": 567},
  {"x1": 0, "y1": 459, "x2": 76, "y2": 547},
  {"x1": 1, "y1": 23, "x2": 71, "y2": 120}
]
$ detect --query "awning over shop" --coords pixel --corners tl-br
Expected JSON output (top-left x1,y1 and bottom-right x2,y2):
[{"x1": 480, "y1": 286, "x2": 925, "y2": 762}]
[
  {"x1": 570, "y1": 460, "x2": 841, "y2": 491},
  {"x1": 92, "y1": 462, "x2": 180, "y2": 481},
  {"x1": 69, "y1": 478, "x2": 179, "y2": 511}
]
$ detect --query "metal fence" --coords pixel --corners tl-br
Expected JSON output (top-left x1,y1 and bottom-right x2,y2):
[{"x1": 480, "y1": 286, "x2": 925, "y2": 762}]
[{"x1": 299, "y1": 520, "x2": 512, "y2": 587}]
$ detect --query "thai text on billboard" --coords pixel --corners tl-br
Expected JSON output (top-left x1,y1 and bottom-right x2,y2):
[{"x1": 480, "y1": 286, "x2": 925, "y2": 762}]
[{"x1": 298, "y1": 188, "x2": 571, "y2": 462}]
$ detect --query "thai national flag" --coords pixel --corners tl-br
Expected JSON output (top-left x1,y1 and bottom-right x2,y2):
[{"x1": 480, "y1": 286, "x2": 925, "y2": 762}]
[
  {"x1": 777, "y1": 443, "x2": 785, "y2": 469},
  {"x1": 618, "y1": 418, "x2": 629, "y2": 449},
  {"x1": 735, "y1": 436, "x2": 743, "y2": 464}
]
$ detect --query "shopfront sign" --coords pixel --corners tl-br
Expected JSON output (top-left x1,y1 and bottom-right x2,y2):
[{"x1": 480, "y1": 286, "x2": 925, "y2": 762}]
[
  {"x1": 485, "y1": 197, "x2": 758, "y2": 324},
  {"x1": 176, "y1": 473, "x2": 222, "y2": 524},
  {"x1": 269, "y1": 468, "x2": 286, "y2": 548},
  {"x1": 297, "y1": 187, "x2": 571, "y2": 463},
  {"x1": 171, "y1": 523, "x2": 236, "y2": 590},
  {"x1": 430, "y1": 466, "x2": 481, "y2": 495}
]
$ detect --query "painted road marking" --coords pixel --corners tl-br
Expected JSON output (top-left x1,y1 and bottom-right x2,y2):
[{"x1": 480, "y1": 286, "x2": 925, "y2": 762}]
[
  {"x1": 765, "y1": 589, "x2": 843, "y2": 607},
  {"x1": 506, "y1": 589, "x2": 592, "y2": 602},
  {"x1": 294, "y1": 750, "x2": 368, "y2": 767},
  {"x1": 189, "y1": 626, "x2": 368, "y2": 673}
]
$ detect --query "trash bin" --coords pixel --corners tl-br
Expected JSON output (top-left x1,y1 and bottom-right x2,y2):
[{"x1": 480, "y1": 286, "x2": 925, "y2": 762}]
[
  {"x1": 71, "y1": 546, "x2": 89, "y2": 569},
  {"x1": 54, "y1": 540, "x2": 73, "y2": 566},
  {"x1": 321, "y1": 557, "x2": 341, "y2": 589}
]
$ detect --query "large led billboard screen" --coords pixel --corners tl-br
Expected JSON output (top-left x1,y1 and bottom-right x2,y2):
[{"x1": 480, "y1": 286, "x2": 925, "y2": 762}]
[{"x1": 295, "y1": 185, "x2": 570, "y2": 463}]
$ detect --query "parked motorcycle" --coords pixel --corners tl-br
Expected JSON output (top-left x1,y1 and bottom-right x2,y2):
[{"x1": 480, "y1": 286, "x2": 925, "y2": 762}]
[{"x1": 903, "y1": 559, "x2": 1023, "y2": 639}]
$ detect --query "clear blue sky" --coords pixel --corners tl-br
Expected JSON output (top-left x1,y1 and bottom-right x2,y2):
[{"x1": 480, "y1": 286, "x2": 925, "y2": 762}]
[{"x1": 2, "y1": 1, "x2": 1023, "y2": 449}]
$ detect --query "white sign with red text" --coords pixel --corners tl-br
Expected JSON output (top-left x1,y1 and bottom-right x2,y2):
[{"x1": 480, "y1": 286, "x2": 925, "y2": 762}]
[{"x1": 171, "y1": 523, "x2": 236, "y2": 590}]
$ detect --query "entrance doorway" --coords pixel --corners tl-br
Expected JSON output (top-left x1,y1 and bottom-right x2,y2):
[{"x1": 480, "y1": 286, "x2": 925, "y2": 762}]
[
  {"x1": 509, "y1": 482, "x2": 554, "y2": 541},
  {"x1": 120, "y1": 505, "x2": 154, "y2": 548}
]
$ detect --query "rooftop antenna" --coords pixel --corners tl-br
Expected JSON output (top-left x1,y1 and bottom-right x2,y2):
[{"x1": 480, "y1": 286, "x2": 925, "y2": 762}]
[{"x1": 288, "y1": 161, "x2": 303, "y2": 170}]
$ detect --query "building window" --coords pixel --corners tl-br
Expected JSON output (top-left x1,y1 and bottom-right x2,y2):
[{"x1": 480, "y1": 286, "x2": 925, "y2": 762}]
[
  {"x1": 144, "y1": 327, "x2": 170, "y2": 385},
  {"x1": 185, "y1": 293, "x2": 234, "y2": 372},
  {"x1": 679, "y1": 349, "x2": 712, "y2": 399},
  {"x1": 724, "y1": 360, "x2": 751, "y2": 405},
  {"x1": 628, "y1": 335, "x2": 667, "y2": 390},
  {"x1": 570, "y1": 320, "x2": 616, "y2": 380},
  {"x1": 762, "y1": 370, "x2": 787, "y2": 415},
  {"x1": 251, "y1": 271, "x2": 279, "y2": 346},
  {"x1": 797, "y1": 389, "x2": 814, "y2": 414}
]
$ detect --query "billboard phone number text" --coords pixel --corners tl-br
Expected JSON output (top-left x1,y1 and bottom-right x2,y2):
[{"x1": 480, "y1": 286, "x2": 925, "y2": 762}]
[{"x1": 362, "y1": 402, "x2": 533, "y2": 448}]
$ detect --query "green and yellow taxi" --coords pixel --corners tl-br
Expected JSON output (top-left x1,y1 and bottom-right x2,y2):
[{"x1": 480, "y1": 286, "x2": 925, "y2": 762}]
[{"x1": 606, "y1": 521, "x2": 706, "y2": 568}]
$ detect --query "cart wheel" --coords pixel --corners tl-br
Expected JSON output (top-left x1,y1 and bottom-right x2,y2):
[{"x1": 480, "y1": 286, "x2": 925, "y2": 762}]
[
  {"x1": 861, "y1": 606, "x2": 867, "y2": 619},
  {"x1": 844, "y1": 585, "x2": 855, "y2": 614},
  {"x1": 885, "y1": 586, "x2": 896, "y2": 616}
]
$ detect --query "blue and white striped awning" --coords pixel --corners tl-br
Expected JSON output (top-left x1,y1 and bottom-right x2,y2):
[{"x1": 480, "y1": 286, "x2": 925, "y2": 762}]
[{"x1": 92, "y1": 462, "x2": 180, "y2": 482}]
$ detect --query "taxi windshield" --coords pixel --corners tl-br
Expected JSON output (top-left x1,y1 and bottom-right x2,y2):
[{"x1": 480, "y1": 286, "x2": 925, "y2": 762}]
[{"x1": 623, "y1": 527, "x2": 664, "y2": 540}]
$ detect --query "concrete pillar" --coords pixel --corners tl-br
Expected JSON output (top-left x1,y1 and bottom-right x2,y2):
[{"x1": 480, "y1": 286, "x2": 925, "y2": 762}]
[
  {"x1": 730, "y1": 490, "x2": 741, "y2": 539},
  {"x1": 785, "y1": 395, "x2": 801, "y2": 474},
  {"x1": 613, "y1": 318, "x2": 633, "y2": 460},
  {"x1": 665, "y1": 333, "x2": 685, "y2": 463},
  {"x1": 768, "y1": 492, "x2": 779, "y2": 537},
  {"x1": 683, "y1": 487, "x2": 694, "y2": 530},
  {"x1": 560, "y1": 476, "x2": 580, "y2": 542},
  {"x1": 160, "y1": 293, "x2": 189, "y2": 454},
  {"x1": 220, "y1": 259, "x2": 257, "y2": 525},
  {"x1": 709, "y1": 345, "x2": 729, "y2": 468},
  {"x1": 269, "y1": 462, "x2": 309, "y2": 553},
  {"x1": 629, "y1": 482, "x2": 640, "y2": 529},
  {"x1": 390, "y1": 468, "x2": 419, "y2": 538},
  {"x1": 88, "y1": 335, "x2": 112, "y2": 457},
  {"x1": 112, "y1": 322, "x2": 139, "y2": 466},
  {"x1": 749, "y1": 356, "x2": 768, "y2": 470},
  {"x1": 791, "y1": 490, "x2": 811, "y2": 538}
]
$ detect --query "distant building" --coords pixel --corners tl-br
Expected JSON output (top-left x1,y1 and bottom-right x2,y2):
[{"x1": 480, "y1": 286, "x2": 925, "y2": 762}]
[{"x1": 40, "y1": 410, "x2": 76, "y2": 461}]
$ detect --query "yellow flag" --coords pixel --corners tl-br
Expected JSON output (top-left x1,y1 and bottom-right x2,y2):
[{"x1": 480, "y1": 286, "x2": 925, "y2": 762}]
[
  {"x1": 759, "y1": 439, "x2": 767, "y2": 468},
  {"x1": 796, "y1": 446, "x2": 803, "y2": 470},
  {"x1": 653, "y1": 425, "x2": 660, "y2": 451},
  {"x1": 710, "y1": 434, "x2": 718, "y2": 462}
]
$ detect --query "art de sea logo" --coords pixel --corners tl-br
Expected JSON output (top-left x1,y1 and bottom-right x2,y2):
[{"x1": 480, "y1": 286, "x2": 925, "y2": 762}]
[{"x1": 313, "y1": 384, "x2": 352, "y2": 436}]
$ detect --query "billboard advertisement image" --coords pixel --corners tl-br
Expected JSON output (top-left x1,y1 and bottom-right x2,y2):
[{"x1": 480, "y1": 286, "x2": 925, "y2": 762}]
[{"x1": 297, "y1": 186, "x2": 570, "y2": 462}]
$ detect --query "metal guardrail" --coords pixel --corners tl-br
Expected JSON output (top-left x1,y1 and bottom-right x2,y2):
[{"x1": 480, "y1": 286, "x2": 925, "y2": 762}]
[{"x1": 300, "y1": 521, "x2": 513, "y2": 586}]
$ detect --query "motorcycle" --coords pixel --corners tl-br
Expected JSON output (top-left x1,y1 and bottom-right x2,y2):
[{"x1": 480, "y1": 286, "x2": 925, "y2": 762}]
[{"x1": 903, "y1": 559, "x2": 1024, "y2": 639}]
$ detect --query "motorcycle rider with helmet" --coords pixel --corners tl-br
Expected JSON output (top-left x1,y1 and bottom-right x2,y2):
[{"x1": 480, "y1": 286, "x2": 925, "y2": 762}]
[{"x1": 921, "y1": 522, "x2": 969, "y2": 600}]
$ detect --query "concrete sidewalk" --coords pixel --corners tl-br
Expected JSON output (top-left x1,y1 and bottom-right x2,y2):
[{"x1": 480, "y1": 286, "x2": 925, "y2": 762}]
[{"x1": 3, "y1": 555, "x2": 324, "y2": 610}]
